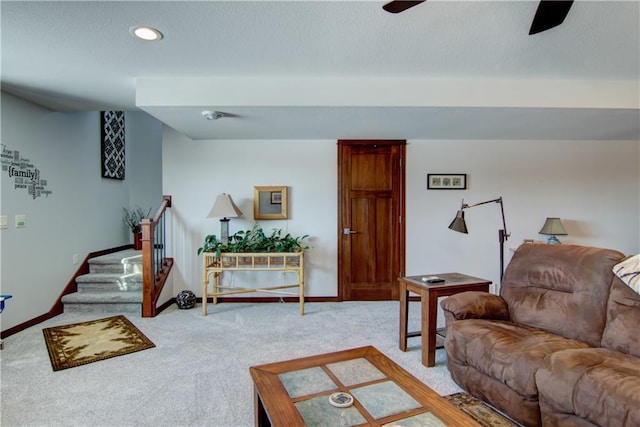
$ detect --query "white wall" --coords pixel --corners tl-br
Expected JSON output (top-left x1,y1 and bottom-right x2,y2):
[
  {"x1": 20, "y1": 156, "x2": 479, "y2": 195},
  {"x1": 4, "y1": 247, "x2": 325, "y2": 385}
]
[
  {"x1": 405, "y1": 140, "x2": 640, "y2": 289},
  {"x1": 163, "y1": 128, "x2": 640, "y2": 298},
  {"x1": 162, "y1": 126, "x2": 338, "y2": 296},
  {"x1": 0, "y1": 93, "x2": 163, "y2": 330}
]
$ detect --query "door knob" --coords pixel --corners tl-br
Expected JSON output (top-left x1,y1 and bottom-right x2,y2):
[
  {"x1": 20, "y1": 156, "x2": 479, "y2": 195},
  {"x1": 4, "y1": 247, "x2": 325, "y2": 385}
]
[{"x1": 343, "y1": 228, "x2": 358, "y2": 235}]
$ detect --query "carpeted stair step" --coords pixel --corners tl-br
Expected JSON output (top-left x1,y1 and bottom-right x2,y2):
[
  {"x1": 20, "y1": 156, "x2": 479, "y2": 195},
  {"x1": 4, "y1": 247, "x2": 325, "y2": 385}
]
[
  {"x1": 88, "y1": 249, "x2": 142, "y2": 274},
  {"x1": 61, "y1": 249, "x2": 144, "y2": 315},
  {"x1": 61, "y1": 292, "x2": 142, "y2": 314},
  {"x1": 75, "y1": 273, "x2": 142, "y2": 292}
]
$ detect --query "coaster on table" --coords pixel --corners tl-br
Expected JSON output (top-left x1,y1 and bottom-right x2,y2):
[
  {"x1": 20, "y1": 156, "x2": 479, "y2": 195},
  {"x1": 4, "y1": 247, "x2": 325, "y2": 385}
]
[{"x1": 329, "y1": 392, "x2": 354, "y2": 408}]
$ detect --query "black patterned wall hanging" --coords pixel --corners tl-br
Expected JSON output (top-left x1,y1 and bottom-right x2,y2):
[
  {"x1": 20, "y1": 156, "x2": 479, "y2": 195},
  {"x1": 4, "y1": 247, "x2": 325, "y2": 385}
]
[{"x1": 101, "y1": 111, "x2": 125, "y2": 180}]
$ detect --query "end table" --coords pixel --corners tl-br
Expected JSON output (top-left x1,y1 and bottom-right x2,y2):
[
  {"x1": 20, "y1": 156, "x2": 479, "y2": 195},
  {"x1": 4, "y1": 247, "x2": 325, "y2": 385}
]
[{"x1": 399, "y1": 273, "x2": 491, "y2": 367}]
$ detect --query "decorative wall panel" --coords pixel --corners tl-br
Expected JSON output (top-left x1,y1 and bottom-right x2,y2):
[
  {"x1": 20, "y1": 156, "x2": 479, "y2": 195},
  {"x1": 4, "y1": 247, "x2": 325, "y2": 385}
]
[{"x1": 101, "y1": 111, "x2": 125, "y2": 180}]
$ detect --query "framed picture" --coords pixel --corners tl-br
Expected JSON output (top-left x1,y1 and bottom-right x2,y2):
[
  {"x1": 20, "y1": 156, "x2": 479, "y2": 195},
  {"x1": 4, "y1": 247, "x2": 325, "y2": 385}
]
[
  {"x1": 100, "y1": 111, "x2": 125, "y2": 180},
  {"x1": 254, "y1": 186, "x2": 288, "y2": 219},
  {"x1": 427, "y1": 174, "x2": 467, "y2": 190},
  {"x1": 270, "y1": 191, "x2": 282, "y2": 204}
]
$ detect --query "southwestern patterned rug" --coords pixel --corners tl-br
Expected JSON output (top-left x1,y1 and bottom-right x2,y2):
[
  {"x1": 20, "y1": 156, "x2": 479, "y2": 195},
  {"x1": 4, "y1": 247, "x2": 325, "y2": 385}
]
[
  {"x1": 43, "y1": 315, "x2": 155, "y2": 371},
  {"x1": 445, "y1": 392, "x2": 521, "y2": 427}
]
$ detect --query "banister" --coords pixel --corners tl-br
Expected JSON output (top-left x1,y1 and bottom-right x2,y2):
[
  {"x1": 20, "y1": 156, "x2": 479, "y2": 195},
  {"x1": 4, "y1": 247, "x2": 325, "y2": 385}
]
[
  {"x1": 151, "y1": 195, "x2": 172, "y2": 222},
  {"x1": 140, "y1": 195, "x2": 173, "y2": 317}
]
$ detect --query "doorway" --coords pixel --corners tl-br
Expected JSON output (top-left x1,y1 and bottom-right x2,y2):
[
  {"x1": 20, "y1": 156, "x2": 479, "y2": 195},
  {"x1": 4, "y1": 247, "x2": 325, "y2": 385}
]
[{"x1": 338, "y1": 140, "x2": 406, "y2": 300}]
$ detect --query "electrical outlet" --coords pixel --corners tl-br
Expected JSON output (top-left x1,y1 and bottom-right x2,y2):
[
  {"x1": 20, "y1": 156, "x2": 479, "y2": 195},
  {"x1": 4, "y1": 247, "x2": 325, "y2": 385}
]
[{"x1": 73, "y1": 254, "x2": 79, "y2": 265}]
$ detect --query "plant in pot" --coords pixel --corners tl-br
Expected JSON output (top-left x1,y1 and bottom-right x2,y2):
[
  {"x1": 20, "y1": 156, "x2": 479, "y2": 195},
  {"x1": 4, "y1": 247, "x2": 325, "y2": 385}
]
[
  {"x1": 123, "y1": 207, "x2": 153, "y2": 250},
  {"x1": 197, "y1": 224, "x2": 310, "y2": 257}
]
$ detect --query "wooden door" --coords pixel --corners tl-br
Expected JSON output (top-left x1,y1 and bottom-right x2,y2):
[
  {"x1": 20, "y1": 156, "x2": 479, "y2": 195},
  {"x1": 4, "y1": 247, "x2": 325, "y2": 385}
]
[{"x1": 338, "y1": 140, "x2": 406, "y2": 300}]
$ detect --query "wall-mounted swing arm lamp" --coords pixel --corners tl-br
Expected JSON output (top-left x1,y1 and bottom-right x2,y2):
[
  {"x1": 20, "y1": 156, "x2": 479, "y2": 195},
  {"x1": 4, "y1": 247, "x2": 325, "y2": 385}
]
[{"x1": 448, "y1": 197, "x2": 510, "y2": 282}]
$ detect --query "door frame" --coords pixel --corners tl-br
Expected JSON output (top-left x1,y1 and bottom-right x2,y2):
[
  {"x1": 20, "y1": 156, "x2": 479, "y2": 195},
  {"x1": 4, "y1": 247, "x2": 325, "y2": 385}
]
[{"x1": 337, "y1": 139, "x2": 406, "y2": 300}]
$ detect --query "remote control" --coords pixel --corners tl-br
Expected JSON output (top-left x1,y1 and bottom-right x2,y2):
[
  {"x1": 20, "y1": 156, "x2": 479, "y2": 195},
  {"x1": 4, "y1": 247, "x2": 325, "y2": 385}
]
[{"x1": 421, "y1": 276, "x2": 445, "y2": 283}]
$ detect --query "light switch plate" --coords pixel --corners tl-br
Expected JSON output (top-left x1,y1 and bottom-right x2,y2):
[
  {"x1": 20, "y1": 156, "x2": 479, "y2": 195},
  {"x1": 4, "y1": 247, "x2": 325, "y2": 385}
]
[
  {"x1": 15, "y1": 214, "x2": 26, "y2": 228},
  {"x1": 0, "y1": 216, "x2": 7, "y2": 229}
]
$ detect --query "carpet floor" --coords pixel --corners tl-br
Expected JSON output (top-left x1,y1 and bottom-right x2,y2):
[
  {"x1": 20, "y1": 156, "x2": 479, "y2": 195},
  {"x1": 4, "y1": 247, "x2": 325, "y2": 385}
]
[{"x1": 2, "y1": 301, "x2": 493, "y2": 426}]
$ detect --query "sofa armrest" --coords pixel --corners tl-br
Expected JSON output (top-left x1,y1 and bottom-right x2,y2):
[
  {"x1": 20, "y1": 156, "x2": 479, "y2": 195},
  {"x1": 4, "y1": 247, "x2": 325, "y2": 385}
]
[{"x1": 440, "y1": 291, "x2": 510, "y2": 321}]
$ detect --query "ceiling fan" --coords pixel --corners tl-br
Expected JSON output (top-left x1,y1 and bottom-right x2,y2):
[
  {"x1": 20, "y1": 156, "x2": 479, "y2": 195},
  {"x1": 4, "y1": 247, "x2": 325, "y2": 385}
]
[{"x1": 382, "y1": 0, "x2": 574, "y2": 35}]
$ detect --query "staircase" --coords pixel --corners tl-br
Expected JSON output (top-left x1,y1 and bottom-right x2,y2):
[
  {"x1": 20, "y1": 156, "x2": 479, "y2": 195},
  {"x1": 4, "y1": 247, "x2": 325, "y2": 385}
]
[{"x1": 61, "y1": 249, "x2": 144, "y2": 314}]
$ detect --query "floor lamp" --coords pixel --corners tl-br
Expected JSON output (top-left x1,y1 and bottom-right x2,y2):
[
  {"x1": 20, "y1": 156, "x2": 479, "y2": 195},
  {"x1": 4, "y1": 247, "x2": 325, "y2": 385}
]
[{"x1": 448, "y1": 197, "x2": 510, "y2": 282}]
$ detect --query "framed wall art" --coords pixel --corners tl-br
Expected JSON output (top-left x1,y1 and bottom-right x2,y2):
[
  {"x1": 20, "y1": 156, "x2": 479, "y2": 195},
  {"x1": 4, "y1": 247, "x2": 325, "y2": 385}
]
[
  {"x1": 101, "y1": 111, "x2": 125, "y2": 180},
  {"x1": 427, "y1": 174, "x2": 467, "y2": 190},
  {"x1": 254, "y1": 186, "x2": 288, "y2": 219}
]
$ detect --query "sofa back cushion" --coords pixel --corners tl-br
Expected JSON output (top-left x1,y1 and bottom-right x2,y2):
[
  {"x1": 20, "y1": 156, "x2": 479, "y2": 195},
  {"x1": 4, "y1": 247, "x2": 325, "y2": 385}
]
[
  {"x1": 501, "y1": 244, "x2": 625, "y2": 347},
  {"x1": 601, "y1": 277, "x2": 640, "y2": 357}
]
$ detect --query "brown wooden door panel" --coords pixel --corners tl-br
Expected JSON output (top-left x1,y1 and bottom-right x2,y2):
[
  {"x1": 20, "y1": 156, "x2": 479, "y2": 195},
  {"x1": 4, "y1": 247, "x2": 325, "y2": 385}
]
[
  {"x1": 338, "y1": 140, "x2": 405, "y2": 301},
  {"x1": 350, "y1": 197, "x2": 370, "y2": 282}
]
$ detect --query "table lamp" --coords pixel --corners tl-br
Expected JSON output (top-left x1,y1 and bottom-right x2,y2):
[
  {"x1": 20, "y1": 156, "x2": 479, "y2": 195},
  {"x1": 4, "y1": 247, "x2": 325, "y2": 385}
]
[
  {"x1": 448, "y1": 197, "x2": 510, "y2": 282},
  {"x1": 208, "y1": 193, "x2": 243, "y2": 244},
  {"x1": 539, "y1": 217, "x2": 567, "y2": 244}
]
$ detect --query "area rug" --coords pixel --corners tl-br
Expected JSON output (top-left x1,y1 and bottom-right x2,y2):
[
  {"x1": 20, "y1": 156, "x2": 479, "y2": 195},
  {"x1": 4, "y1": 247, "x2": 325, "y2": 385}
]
[
  {"x1": 43, "y1": 315, "x2": 155, "y2": 371},
  {"x1": 445, "y1": 392, "x2": 520, "y2": 427}
]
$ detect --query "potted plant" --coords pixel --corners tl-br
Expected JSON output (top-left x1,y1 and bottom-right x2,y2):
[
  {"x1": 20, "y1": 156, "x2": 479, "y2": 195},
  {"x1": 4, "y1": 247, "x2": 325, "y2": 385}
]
[
  {"x1": 197, "y1": 224, "x2": 309, "y2": 257},
  {"x1": 123, "y1": 207, "x2": 153, "y2": 250}
]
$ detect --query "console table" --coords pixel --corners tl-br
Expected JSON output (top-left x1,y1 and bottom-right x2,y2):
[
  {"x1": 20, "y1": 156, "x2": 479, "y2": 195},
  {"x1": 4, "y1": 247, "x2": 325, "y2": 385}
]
[{"x1": 202, "y1": 252, "x2": 305, "y2": 316}]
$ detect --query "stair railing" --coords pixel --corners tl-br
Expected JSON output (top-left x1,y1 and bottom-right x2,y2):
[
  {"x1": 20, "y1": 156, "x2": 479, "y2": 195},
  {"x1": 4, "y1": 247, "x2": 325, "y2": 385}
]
[{"x1": 140, "y1": 195, "x2": 173, "y2": 317}]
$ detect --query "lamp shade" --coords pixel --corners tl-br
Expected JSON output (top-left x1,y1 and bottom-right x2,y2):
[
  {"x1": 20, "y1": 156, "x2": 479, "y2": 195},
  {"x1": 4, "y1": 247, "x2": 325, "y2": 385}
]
[
  {"x1": 207, "y1": 194, "x2": 243, "y2": 219},
  {"x1": 448, "y1": 210, "x2": 468, "y2": 234},
  {"x1": 539, "y1": 217, "x2": 567, "y2": 236}
]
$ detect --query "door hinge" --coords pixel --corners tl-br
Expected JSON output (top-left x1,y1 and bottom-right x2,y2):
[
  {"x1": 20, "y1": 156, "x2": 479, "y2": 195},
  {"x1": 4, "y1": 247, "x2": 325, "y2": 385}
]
[{"x1": 399, "y1": 215, "x2": 402, "y2": 224}]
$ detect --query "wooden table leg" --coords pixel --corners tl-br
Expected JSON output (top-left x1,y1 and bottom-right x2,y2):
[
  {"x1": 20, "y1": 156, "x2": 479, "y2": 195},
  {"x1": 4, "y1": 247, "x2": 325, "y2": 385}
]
[
  {"x1": 213, "y1": 272, "x2": 219, "y2": 305},
  {"x1": 202, "y1": 273, "x2": 208, "y2": 316},
  {"x1": 254, "y1": 386, "x2": 270, "y2": 426},
  {"x1": 299, "y1": 272, "x2": 305, "y2": 316},
  {"x1": 423, "y1": 288, "x2": 438, "y2": 367},
  {"x1": 399, "y1": 279, "x2": 408, "y2": 351}
]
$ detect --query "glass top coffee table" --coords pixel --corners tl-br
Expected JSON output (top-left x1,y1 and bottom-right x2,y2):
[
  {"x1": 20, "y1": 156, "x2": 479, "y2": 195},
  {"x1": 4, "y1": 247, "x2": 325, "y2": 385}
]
[{"x1": 250, "y1": 346, "x2": 479, "y2": 426}]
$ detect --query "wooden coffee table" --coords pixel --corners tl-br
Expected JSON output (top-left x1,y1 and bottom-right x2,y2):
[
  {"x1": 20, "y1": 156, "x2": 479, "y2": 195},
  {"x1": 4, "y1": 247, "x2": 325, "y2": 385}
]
[{"x1": 250, "y1": 346, "x2": 479, "y2": 426}]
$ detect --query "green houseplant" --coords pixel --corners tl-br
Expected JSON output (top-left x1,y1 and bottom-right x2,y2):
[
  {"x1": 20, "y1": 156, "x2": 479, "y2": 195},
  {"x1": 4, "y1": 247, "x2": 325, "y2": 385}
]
[
  {"x1": 123, "y1": 207, "x2": 153, "y2": 250},
  {"x1": 197, "y1": 224, "x2": 309, "y2": 257}
]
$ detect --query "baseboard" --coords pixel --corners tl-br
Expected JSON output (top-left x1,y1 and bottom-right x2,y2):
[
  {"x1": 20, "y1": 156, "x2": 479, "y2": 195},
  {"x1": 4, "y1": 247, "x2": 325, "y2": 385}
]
[{"x1": 199, "y1": 296, "x2": 340, "y2": 303}]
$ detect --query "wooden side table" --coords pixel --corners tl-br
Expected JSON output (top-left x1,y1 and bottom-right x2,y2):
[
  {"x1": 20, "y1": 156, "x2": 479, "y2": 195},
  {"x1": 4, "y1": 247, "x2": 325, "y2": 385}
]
[{"x1": 399, "y1": 273, "x2": 491, "y2": 367}]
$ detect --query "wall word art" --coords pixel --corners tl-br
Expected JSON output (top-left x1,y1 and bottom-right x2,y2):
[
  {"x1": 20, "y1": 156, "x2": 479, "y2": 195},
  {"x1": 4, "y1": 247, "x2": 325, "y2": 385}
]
[{"x1": 1, "y1": 144, "x2": 53, "y2": 199}]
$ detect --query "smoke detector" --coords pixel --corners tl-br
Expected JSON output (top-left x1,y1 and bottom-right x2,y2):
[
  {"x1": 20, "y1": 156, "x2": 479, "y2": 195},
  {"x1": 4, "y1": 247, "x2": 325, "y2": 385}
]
[{"x1": 202, "y1": 111, "x2": 224, "y2": 120}]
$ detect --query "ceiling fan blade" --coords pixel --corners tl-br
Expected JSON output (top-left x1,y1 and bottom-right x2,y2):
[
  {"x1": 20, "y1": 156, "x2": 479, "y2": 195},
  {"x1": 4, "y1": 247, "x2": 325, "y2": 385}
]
[
  {"x1": 529, "y1": 0, "x2": 574, "y2": 35},
  {"x1": 382, "y1": 1, "x2": 426, "y2": 14}
]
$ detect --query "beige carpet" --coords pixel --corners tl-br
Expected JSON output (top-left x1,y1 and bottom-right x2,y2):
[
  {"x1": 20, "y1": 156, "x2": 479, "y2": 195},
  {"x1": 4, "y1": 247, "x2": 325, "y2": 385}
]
[
  {"x1": 445, "y1": 392, "x2": 520, "y2": 427},
  {"x1": 42, "y1": 315, "x2": 155, "y2": 371}
]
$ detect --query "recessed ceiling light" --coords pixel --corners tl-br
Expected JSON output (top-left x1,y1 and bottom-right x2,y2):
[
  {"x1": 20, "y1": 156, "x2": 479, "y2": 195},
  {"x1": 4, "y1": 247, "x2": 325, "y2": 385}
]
[{"x1": 130, "y1": 26, "x2": 163, "y2": 41}]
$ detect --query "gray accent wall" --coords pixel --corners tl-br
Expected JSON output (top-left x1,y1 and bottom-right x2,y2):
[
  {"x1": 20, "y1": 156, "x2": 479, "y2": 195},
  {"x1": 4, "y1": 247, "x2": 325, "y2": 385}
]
[{"x1": 0, "y1": 93, "x2": 162, "y2": 330}]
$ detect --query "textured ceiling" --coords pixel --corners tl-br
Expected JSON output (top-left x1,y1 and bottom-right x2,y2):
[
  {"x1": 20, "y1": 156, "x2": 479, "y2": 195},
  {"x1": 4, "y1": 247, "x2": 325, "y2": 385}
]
[{"x1": 2, "y1": 1, "x2": 639, "y2": 140}]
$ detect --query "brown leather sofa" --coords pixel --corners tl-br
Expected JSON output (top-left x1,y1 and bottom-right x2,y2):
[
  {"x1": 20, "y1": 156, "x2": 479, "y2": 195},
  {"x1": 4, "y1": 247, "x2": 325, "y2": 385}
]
[{"x1": 440, "y1": 244, "x2": 640, "y2": 426}]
